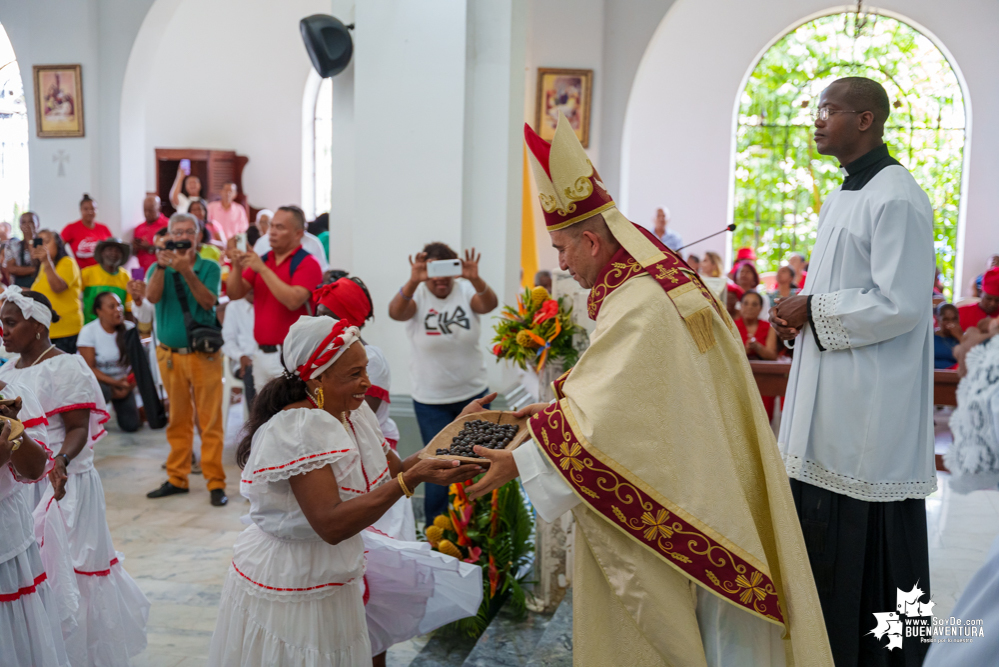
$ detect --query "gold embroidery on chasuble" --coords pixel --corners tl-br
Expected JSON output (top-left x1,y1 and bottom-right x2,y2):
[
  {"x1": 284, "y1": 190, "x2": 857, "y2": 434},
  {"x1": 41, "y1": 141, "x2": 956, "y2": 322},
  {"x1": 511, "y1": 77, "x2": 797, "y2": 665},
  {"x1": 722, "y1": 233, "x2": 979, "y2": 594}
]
[{"x1": 528, "y1": 401, "x2": 786, "y2": 626}]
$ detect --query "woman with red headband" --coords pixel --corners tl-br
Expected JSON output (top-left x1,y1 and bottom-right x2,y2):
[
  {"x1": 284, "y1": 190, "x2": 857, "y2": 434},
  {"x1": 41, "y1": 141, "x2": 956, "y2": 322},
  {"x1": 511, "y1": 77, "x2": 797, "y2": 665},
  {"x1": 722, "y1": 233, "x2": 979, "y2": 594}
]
[
  {"x1": 314, "y1": 276, "x2": 400, "y2": 449},
  {"x1": 210, "y1": 316, "x2": 484, "y2": 666}
]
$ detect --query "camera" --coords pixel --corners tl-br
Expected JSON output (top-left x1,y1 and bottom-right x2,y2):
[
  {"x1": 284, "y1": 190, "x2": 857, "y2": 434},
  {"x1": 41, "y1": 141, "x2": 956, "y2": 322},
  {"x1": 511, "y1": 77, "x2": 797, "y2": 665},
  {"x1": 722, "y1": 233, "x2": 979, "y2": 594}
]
[
  {"x1": 32, "y1": 238, "x2": 43, "y2": 248},
  {"x1": 164, "y1": 240, "x2": 192, "y2": 251}
]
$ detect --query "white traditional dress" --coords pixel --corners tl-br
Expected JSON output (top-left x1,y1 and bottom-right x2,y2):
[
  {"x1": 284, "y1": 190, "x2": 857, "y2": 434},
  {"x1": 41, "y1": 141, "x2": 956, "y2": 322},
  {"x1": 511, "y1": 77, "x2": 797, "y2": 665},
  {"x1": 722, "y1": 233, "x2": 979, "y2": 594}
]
[
  {"x1": 945, "y1": 337, "x2": 999, "y2": 492},
  {"x1": 0, "y1": 354, "x2": 150, "y2": 664},
  {"x1": 210, "y1": 403, "x2": 481, "y2": 666},
  {"x1": 0, "y1": 380, "x2": 69, "y2": 667}
]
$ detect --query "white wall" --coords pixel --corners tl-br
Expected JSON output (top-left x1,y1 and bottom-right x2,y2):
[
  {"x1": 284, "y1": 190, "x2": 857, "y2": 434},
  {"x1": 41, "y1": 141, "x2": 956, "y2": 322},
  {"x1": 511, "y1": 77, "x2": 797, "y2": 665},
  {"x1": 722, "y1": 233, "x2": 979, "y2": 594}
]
[
  {"x1": 523, "y1": 0, "x2": 605, "y2": 270},
  {"x1": 119, "y1": 0, "x2": 328, "y2": 233},
  {"x1": 620, "y1": 0, "x2": 999, "y2": 293},
  {"x1": 0, "y1": 0, "x2": 157, "y2": 234}
]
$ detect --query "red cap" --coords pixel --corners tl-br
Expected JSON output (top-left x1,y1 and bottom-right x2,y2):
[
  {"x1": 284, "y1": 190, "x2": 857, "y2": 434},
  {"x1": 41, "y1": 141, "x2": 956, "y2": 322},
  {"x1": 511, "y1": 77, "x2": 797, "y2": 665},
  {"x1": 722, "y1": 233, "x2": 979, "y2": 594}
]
[
  {"x1": 983, "y1": 267, "x2": 999, "y2": 297},
  {"x1": 735, "y1": 247, "x2": 757, "y2": 261},
  {"x1": 313, "y1": 278, "x2": 372, "y2": 327}
]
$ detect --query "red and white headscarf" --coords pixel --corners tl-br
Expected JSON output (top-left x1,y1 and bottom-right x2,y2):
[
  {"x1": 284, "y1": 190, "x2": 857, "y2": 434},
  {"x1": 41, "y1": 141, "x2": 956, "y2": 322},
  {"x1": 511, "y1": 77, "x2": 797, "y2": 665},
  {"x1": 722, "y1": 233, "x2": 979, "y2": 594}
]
[{"x1": 282, "y1": 315, "x2": 361, "y2": 382}]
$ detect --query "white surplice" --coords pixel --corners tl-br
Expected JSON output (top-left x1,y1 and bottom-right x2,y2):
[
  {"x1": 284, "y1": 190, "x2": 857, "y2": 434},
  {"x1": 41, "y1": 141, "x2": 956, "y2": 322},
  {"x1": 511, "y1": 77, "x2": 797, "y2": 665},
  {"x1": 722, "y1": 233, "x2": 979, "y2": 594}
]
[
  {"x1": 778, "y1": 164, "x2": 937, "y2": 502},
  {"x1": 513, "y1": 441, "x2": 787, "y2": 666}
]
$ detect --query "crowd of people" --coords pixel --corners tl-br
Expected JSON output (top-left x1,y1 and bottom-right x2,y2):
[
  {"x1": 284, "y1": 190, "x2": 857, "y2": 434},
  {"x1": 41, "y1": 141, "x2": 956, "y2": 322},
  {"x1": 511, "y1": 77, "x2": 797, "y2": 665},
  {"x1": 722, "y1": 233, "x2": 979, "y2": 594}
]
[{"x1": 3, "y1": 77, "x2": 999, "y2": 665}]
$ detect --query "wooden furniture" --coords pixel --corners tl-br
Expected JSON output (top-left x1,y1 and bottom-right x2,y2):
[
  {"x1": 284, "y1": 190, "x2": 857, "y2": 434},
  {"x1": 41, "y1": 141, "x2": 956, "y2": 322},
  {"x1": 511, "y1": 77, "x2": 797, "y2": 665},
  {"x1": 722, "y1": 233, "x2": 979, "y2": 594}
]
[
  {"x1": 154, "y1": 148, "x2": 251, "y2": 217},
  {"x1": 748, "y1": 361, "x2": 960, "y2": 407}
]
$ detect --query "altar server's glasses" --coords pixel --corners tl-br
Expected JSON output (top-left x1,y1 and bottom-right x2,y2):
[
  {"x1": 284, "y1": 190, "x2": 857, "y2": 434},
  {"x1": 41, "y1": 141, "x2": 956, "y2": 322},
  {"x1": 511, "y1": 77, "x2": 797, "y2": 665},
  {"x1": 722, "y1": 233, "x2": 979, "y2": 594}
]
[{"x1": 811, "y1": 107, "x2": 864, "y2": 122}]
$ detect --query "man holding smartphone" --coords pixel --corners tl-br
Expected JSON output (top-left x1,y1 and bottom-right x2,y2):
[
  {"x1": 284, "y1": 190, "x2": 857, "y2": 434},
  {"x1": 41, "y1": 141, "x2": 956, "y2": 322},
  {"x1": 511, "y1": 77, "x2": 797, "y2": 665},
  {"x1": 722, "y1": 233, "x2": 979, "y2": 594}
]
[
  {"x1": 388, "y1": 242, "x2": 498, "y2": 520},
  {"x1": 132, "y1": 194, "x2": 170, "y2": 271}
]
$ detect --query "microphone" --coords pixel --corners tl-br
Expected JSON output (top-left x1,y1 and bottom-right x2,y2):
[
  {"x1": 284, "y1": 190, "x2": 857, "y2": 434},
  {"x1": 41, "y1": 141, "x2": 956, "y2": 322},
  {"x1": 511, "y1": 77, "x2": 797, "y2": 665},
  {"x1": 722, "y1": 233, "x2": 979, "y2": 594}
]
[{"x1": 677, "y1": 224, "x2": 737, "y2": 252}]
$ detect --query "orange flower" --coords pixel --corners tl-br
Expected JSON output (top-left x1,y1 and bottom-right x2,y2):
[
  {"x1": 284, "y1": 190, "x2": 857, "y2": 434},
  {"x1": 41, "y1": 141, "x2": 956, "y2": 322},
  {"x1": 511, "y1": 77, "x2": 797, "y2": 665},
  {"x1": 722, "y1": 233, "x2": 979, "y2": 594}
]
[{"x1": 488, "y1": 553, "x2": 499, "y2": 598}]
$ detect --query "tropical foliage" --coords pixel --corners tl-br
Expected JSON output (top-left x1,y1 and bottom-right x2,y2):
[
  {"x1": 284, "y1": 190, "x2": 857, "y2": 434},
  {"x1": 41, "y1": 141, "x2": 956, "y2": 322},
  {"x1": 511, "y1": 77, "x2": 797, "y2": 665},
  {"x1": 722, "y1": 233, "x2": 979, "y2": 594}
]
[
  {"x1": 492, "y1": 286, "x2": 581, "y2": 371},
  {"x1": 425, "y1": 479, "x2": 534, "y2": 637},
  {"x1": 734, "y1": 12, "x2": 965, "y2": 298}
]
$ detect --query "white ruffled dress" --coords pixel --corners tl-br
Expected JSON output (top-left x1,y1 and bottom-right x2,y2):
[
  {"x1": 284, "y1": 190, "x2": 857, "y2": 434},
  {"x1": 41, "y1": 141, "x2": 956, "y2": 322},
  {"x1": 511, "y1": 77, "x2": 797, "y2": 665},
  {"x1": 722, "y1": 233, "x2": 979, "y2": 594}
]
[
  {"x1": 210, "y1": 404, "x2": 481, "y2": 666},
  {"x1": 0, "y1": 354, "x2": 150, "y2": 664},
  {"x1": 0, "y1": 380, "x2": 69, "y2": 667}
]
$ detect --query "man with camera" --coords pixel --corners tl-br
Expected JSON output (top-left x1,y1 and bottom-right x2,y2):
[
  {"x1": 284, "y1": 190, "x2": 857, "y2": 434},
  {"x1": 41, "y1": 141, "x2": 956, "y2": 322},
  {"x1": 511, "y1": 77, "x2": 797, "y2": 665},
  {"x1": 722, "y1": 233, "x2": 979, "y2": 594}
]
[
  {"x1": 144, "y1": 212, "x2": 228, "y2": 507},
  {"x1": 227, "y1": 205, "x2": 323, "y2": 390}
]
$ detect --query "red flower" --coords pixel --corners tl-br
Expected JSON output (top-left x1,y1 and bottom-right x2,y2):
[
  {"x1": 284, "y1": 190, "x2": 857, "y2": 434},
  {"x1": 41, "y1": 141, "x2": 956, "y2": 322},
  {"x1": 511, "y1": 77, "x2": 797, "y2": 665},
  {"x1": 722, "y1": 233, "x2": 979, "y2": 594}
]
[
  {"x1": 533, "y1": 299, "x2": 559, "y2": 325},
  {"x1": 492, "y1": 344, "x2": 503, "y2": 356},
  {"x1": 464, "y1": 546, "x2": 482, "y2": 564}
]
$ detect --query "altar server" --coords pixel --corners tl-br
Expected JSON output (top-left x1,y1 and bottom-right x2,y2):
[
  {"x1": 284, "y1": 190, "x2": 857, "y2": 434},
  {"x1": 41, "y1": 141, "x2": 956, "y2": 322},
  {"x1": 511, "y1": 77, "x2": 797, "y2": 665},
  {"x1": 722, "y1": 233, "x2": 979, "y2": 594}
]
[
  {"x1": 0, "y1": 286, "x2": 150, "y2": 664},
  {"x1": 770, "y1": 77, "x2": 936, "y2": 665},
  {"x1": 209, "y1": 316, "x2": 482, "y2": 666},
  {"x1": 466, "y1": 113, "x2": 832, "y2": 665}
]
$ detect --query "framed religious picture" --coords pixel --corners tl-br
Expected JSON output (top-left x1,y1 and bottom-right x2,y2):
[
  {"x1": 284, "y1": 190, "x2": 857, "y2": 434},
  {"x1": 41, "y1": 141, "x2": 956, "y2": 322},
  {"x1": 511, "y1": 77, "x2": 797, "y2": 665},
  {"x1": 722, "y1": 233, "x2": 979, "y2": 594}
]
[
  {"x1": 535, "y1": 68, "x2": 593, "y2": 147},
  {"x1": 33, "y1": 64, "x2": 85, "y2": 138}
]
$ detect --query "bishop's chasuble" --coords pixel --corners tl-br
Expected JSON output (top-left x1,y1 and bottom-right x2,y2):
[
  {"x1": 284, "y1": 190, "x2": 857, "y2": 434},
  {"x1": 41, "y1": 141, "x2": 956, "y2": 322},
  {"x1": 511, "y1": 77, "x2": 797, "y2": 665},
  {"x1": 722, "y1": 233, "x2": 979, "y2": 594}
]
[{"x1": 518, "y1": 115, "x2": 832, "y2": 666}]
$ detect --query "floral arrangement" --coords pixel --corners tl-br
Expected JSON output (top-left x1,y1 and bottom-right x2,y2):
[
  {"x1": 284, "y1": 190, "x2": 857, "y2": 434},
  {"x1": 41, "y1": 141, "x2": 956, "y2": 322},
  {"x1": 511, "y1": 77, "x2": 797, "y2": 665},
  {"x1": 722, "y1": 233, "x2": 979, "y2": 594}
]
[
  {"x1": 425, "y1": 479, "x2": 533, "y2": 637},
  {"x1": 492, "y1": 286, "x2": 581, "y2": 371}
]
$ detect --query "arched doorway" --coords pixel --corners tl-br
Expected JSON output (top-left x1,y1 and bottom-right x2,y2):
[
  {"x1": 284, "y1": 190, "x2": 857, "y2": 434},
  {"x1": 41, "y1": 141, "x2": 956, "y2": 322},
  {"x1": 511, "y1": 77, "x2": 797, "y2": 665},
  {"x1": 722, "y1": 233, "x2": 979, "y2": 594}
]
[
  {"x1": 733, "y1": 11, "x2": 967, "y2": 297},
  {"x1": 0, "y1": 23, "x2": 29, "y2": 225}
]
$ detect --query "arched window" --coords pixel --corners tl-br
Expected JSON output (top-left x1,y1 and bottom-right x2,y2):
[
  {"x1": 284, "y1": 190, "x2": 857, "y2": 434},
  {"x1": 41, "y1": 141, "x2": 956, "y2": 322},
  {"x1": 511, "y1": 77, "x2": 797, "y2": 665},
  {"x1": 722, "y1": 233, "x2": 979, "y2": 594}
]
[
  {"x1": 0, "y1": 23, "x2": 29, "y2": 225},
  {"x1": 733, "y1": 12, "x2": 966, "y2": 297},
  {"x1": 313, "y1": 77, "x2": 332, "y2": 219}
]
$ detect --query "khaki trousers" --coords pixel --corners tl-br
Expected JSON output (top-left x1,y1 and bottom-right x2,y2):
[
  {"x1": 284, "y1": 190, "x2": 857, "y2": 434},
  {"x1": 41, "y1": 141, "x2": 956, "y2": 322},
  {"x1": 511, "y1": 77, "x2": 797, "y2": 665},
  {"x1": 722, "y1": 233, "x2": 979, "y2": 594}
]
[{"x1": 157, "y1": 346, "x2": 226, "y2": 491}]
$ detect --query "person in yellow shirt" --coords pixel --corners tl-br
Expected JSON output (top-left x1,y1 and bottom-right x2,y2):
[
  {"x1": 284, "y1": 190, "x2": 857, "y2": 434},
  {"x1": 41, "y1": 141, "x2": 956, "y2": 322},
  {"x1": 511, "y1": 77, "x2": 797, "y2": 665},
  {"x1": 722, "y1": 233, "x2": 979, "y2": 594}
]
[
  {"x1": 81, "y1": 238, "x2": 133, "y2": 324},
  {"x1": 31, "y1": 229, "x2": 83, "y2": 352}
]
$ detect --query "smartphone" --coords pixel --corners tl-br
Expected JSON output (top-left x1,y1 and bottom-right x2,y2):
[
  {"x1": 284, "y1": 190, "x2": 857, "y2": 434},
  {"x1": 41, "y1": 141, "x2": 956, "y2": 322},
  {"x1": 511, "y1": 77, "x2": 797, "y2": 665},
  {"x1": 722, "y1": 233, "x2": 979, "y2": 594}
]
[
  {"x1": 131, "y1": 267, "x2": 145, "y2": 281},
  {"x1": 32, "y1": 238, "x2": 43, "y2": 248},
  {"x1": 179, "y1": 158, "x2": 191, "y2": 175},
  {"x1": 235, "y1": 233, "x2": 247, "y2": 252},
  {"x1": 427, "y1": 259, "x2": 462, "y2": 278}
]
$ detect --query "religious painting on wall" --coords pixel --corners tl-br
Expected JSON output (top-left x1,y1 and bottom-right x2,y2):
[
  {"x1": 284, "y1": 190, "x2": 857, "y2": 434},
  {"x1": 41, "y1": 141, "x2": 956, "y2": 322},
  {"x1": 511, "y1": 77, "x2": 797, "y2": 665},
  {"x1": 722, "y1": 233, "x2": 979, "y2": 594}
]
[
  {"x1": 535, "y1": 68, "x2": 592, "y2": 147},
  {"x1": 32, "y1": 64, "x2": 84, "y2": 138}
]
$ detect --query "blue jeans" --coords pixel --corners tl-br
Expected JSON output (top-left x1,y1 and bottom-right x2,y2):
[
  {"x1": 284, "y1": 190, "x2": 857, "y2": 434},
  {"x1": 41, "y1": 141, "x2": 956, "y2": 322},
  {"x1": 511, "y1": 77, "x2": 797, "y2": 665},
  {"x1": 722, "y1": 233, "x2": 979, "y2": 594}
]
[{"x1": 413, "y1": 388, "x2": 490, "y2": 521}]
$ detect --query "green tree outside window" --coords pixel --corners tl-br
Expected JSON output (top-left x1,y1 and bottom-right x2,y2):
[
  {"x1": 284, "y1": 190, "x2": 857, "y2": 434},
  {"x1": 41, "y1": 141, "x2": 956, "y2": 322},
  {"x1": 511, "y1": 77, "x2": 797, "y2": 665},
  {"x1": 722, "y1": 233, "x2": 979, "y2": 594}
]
[{"x1": 734, "y1": 13, "x2": 965, "y2": 299}]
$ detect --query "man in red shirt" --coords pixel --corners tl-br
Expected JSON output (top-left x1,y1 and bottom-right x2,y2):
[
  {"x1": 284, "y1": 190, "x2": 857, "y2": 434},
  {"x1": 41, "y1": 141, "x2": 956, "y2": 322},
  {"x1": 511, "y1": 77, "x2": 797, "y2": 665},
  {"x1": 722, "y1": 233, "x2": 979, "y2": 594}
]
[
  {"x1": 958, "y1": 267, "x2": 999, "y2": 331},
  {"x1": 226, "y1": 205, "x2": 323, "y2": 390},
  {"x1": 132, "y1": 195, "x2": 171, "y2": 271},
  {"x1": 61, "y1": 193, "x2": 112, "y2": 269}
]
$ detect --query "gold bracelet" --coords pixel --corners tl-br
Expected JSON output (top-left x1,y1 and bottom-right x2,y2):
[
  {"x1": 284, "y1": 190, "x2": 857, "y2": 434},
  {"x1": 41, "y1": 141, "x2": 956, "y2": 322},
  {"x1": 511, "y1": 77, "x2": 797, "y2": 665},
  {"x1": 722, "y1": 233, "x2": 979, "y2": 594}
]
[
  {"x1": 397, "y1": 472, "x2": 414, "y2": 498},
  {"x1": 10, "y1": 438, "x2": 21, "y2": 452}
]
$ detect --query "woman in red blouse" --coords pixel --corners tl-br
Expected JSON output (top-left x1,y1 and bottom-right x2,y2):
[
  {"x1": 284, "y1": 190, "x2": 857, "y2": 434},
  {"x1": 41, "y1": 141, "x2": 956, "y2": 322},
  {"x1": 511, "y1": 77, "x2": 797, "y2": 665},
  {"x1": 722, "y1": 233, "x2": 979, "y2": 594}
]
[
  {"x1": 735, "y1": 290, "x2": 778, "y2": 418},
  {"x1": 60, "y1": 194, "x2": 112, "y2": 270}
]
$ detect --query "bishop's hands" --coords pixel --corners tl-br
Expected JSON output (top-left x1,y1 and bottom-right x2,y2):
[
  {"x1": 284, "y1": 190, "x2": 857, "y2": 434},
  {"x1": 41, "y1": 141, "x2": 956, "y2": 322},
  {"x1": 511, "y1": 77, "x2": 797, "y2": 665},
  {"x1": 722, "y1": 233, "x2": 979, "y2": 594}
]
[
  {"x1": 466, "y1": 401, "x2": 547, "y2": 501},
  {"x1": 770, "y1": 294, "x2": 809, "y2": 340}
]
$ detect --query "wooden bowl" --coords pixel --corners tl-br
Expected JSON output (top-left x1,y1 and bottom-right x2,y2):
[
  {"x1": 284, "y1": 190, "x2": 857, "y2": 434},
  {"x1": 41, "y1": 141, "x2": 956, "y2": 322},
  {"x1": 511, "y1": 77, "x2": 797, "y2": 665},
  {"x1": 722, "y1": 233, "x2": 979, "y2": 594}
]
[
  {"x1": 418, "y1": 410, "x2": 533, "y2": 465},
  {"x1": 0, "y1": 416, "x2": 25, "y2": 441}
]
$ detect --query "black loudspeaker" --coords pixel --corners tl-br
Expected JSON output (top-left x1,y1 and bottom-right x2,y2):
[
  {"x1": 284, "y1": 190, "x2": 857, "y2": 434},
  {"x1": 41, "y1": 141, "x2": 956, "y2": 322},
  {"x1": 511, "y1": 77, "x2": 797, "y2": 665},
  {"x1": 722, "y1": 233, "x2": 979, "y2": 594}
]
[{"x1": 300, "y1": 14, "x2": 353, "y2": 78}]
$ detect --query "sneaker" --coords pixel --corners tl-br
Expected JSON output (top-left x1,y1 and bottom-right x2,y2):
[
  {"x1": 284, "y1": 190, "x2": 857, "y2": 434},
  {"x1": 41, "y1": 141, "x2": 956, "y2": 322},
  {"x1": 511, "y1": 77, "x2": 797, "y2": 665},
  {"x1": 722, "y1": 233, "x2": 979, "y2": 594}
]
[
  {"x1": 147, "y1": 481, "x2": 189, "y2": 499},
  {"x1": 191, "y1": 459, "x2": 202, "y2": 475},
  {"x1": 210, "y1": 489, "x2": 228, "y2": 507}
]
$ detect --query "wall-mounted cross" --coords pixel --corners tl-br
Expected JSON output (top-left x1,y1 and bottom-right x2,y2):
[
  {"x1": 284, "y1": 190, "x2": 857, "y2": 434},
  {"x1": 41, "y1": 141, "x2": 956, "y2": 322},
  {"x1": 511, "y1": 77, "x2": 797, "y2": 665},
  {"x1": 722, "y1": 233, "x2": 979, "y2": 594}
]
[{"x1": 54, "y1": 150, "x2": 69, "y2": 176}]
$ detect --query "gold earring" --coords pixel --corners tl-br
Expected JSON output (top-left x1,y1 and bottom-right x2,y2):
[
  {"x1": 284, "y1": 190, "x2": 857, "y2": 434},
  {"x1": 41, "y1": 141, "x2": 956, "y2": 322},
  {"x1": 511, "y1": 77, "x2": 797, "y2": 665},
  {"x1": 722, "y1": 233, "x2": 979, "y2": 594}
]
[{"x1": 314, "y1": 388, "x2": 324, "y2": 410}]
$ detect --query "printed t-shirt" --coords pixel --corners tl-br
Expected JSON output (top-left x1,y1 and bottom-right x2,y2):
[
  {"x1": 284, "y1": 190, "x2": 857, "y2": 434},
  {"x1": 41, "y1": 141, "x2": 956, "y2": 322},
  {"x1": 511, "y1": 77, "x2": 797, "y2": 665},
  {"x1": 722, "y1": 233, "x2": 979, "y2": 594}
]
[
  {"x1": 242, "y1": 246, "x2": 322, "y2": 346},
  {"x1": 146, "y1": 256, "x2": 221, "y2": 350},
  {"x1": 78, "y1": 319, "x2": 136, "y2": 380},
  {"x1": 133, "y1": 215, "x2": 170, "y2": 270},
  {"x1": 404, "y1": 280, "x2": 488, "y2": 404},
  {"x1": 61, "y1": 220, "x2": 112, "y2": 269},
  {"x1": 81, "y1": 264, "x2": 133, "y2": 323},
  {"x1": 32, "y1": 255, "x2": 83, "y2": 338}
]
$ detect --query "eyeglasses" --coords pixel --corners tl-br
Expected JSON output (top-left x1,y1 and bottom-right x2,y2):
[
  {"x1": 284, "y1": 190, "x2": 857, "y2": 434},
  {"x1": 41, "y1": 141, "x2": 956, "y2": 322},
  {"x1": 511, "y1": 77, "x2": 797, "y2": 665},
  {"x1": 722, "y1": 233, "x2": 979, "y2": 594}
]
[
  {"x1": 171, "y1": 229, "x2": 198, "y2": 237},
  {"x1": 811, "y1": 107, "x2": 863, "y2": 122}
]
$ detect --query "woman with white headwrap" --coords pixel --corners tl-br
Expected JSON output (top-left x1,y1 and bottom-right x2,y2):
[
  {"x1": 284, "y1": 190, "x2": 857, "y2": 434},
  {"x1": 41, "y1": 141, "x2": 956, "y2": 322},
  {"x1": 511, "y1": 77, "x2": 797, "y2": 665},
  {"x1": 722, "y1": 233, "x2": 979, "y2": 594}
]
[
  {"x1": 0, "y1": 374, "x2": 70, "y2": 666},
  {"x1": 209, "y1": 316, "x2": 484, "y2": 667},
  {"x1": 0, "y1": 285, "x2": 150, "y2": 663}
]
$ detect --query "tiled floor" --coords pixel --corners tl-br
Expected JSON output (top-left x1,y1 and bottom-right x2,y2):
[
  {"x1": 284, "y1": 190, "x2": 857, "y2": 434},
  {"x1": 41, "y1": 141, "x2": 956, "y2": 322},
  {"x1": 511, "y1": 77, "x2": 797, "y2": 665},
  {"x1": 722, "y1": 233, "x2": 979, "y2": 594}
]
[{"x1": 90, "y1": 404, "x2": 998, "y2": 665}]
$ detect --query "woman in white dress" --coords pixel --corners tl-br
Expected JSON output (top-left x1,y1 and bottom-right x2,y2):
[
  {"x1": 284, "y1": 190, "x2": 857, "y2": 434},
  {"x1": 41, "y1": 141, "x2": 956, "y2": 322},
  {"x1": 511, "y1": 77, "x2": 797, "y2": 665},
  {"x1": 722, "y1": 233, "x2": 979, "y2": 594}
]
[
  {"x1": 0, "y1": 381, "x2": 69, "y2": 667},
  {"x1": 0, "y1": 286, "x2": 149, "y2": 664},
  {"x1": 210, "y1": 316, "x2": 484, "y2": 666},
  {"x1": 313, "y1": 278, "x2": 484, "y2": 664}
]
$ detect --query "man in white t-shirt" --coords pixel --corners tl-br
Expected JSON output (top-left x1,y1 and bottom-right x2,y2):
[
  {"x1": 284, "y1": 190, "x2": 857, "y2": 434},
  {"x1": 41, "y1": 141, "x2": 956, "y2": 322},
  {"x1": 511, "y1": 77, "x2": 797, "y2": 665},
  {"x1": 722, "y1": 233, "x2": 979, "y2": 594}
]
[{"x1": 388, "y1": 242, "x2": 498, "y2": 520}]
